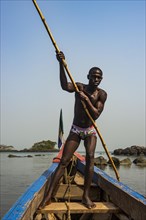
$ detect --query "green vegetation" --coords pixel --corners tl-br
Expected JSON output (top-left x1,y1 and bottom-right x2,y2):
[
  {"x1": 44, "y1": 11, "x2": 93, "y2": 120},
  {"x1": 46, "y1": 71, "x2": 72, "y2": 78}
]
[
  {"x1": 30, "y1": 140, "x2": 57, "y2": 151},
  {"x1": 0, "y1": 140, "x2": 58, "y2": 152}
]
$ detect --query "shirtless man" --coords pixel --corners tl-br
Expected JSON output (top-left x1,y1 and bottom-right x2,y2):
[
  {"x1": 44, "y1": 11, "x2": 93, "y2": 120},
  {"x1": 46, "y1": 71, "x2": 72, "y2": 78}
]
[{"x1": 43, "y1": 51, "x2": 107, "y2": 209}]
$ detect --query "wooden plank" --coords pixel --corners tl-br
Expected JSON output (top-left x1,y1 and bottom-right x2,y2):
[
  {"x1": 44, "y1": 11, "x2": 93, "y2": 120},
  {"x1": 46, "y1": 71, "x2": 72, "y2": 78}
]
[
  {"x1": 39, "y1": 202, "x2": 120, "y2": 214},
  {"x1": 54, "y1": 184, "x2": 100, "y2": 201},
  {"x1": 74, "y1": 172, "x2": 84, "y2": 185},
  {"x1": 77, "y1": 160, "x2": 146, "y2": 220},
  {"x1": 74, "y1": 172, "x2": 96, "y2": 186}
]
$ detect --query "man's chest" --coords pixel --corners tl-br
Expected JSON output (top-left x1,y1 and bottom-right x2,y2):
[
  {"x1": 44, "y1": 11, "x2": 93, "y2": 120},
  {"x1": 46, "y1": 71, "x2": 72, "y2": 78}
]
[{"x1": 84, "y1": 88, "x2": 100, "y2": 104}]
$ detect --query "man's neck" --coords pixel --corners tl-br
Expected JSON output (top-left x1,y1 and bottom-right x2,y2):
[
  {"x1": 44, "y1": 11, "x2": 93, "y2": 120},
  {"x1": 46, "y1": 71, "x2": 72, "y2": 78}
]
[{"x1": 87, "y1": 84, "x2": 97, "y2": 93}]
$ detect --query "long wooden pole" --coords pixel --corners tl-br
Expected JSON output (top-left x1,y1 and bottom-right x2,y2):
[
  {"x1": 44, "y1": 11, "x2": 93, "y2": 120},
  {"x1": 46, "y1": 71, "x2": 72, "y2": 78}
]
[{"x1": 32, "y1": 0, "x2": 120, "y2": 181}]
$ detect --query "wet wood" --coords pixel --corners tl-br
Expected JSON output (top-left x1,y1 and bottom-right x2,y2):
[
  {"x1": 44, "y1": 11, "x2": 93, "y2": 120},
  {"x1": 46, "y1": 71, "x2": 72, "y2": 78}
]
[{"x1": 39, "y1": 202, "x2": 120, "y2": 214}]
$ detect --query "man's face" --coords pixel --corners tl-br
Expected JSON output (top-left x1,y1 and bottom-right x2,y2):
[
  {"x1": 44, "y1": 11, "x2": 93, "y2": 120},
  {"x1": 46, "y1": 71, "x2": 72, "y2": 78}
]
[{"x1": 88, "y1": 70, "x2": 103, "y2": 87}]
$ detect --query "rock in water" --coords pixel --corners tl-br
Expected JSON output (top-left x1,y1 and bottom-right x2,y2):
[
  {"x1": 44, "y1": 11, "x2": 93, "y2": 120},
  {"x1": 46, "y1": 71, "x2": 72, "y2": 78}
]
[
  {"x1": 120, "y1": 158, "x2": 132, "y2": 165},
  {"x1": 133, "y1": 156, "x2": 146, "y2": 166}
]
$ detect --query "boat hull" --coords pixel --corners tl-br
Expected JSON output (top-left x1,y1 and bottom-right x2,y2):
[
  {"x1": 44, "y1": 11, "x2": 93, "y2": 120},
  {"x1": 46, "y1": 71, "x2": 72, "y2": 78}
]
[
  {"x1": 2, "y1": 163, "x2": 58, "y2": 220},
  {"x1": 77, "y1": 159, "x2": 146, "y2": 220},
  {"x1": 2, "y1": 154, "x2": 146, "y2": 220}
]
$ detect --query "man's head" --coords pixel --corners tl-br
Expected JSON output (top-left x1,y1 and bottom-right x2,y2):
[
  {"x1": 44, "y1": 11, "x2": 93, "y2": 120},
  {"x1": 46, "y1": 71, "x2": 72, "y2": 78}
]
[{"x1": 87, "y1": 67, "x2": 103, "y2": 87}]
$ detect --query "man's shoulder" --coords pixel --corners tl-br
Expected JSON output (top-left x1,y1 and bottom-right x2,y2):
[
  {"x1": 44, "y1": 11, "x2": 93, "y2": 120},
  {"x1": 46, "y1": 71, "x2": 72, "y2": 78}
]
[
  {"x1": 98, "y1": 88, "x2": 107, "y2": 100},
  {"x1": 98, "y1": 88, "x2": 107, "y2": 95},
  {"x1": 76, "y1": 82, "x2": 85, "y2": 90}
]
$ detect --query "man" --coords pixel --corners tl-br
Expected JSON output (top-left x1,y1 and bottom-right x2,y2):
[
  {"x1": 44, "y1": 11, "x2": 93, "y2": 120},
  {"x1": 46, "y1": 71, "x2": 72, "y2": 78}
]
[{"x1": 43, "y1": 51, "x2": 107, "y2": 209}]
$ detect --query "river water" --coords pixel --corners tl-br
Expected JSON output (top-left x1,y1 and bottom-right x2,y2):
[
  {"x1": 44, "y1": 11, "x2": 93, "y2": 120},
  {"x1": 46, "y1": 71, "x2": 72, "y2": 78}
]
[{"x1": 0, "y1": 151, "x2": 146, "y2": 218}]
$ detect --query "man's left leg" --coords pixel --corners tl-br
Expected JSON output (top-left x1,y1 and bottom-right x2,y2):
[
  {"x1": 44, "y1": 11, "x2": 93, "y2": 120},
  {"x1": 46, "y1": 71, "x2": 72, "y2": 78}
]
[{"x1": 82, "y1": 135, "x2": 97, "y2": 208}]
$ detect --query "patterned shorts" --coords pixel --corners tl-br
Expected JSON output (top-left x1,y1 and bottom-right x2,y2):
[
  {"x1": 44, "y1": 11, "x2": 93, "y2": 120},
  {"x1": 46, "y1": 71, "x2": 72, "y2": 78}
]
[{"x1": 70, "y1": 124, "x2": 96, "y2": 140}]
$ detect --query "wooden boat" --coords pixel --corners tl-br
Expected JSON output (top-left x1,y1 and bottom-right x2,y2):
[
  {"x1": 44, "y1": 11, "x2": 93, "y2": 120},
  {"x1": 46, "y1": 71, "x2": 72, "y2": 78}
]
[{"x1": 2, "y1": 148, "x2": 146, "y2": 220}]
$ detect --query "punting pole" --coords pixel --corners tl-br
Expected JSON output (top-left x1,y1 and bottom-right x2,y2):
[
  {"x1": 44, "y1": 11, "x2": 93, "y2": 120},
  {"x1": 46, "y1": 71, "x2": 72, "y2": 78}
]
[{"x1": 32, "y1": 0, "x2": 120, "y2": 181}]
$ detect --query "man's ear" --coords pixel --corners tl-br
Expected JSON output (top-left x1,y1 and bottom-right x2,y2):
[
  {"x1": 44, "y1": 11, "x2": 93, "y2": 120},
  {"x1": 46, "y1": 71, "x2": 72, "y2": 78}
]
[{"x1": 87, "y1": 74, "x2": 90, "y2": 79}]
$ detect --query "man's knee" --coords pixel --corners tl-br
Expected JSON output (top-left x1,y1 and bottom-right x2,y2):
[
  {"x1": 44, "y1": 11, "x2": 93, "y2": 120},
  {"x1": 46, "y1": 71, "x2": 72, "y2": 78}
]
[{"x1": 86, "y1": 152, "x2": 94, "y2": 161}]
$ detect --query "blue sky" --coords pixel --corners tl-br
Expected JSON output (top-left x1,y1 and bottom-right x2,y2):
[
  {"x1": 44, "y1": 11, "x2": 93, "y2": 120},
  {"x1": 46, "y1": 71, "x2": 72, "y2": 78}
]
[{"x1": 1, "y1": 0, "x2": 145, "y2": 151}]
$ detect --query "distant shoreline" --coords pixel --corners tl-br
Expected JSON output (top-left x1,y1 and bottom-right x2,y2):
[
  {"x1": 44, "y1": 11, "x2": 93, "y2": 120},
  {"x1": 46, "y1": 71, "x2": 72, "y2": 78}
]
[{"x1": 0, "y1": 149, "x2": 60, "y2": 153}]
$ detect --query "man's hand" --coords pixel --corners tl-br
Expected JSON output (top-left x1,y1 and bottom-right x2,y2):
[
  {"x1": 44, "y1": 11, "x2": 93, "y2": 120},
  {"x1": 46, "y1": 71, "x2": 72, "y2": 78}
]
[
  {"x1": 78, "y1": 91, "x2": 89, "y2": 102},
  {"x1": 56, "y1": 51, "x2": 65, "y2": 63}
]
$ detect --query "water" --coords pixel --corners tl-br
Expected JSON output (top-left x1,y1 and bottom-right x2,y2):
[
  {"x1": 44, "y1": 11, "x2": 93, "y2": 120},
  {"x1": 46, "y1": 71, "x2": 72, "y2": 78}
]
[{"x1": 0, "y1": 152, "x2": 146, "y2": 218}]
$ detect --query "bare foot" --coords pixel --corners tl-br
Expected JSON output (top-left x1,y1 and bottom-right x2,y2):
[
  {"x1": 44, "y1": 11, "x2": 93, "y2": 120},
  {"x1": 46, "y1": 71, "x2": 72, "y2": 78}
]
[{"x1": 82, "y1": 197, "x2": 96, "y2": 209}]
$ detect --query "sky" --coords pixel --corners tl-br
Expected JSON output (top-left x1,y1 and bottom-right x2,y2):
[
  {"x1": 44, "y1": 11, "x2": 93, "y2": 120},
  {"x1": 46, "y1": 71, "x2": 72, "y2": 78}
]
[{"x1": 1, "y1": 0, "x2": 145, "y2": 151}]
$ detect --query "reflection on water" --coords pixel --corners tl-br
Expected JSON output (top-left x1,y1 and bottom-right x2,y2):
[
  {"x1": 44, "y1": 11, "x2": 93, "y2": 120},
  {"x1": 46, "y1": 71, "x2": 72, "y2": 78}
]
[{"x1": 0, "y1": 152, "x2": 146, "y2": 218}]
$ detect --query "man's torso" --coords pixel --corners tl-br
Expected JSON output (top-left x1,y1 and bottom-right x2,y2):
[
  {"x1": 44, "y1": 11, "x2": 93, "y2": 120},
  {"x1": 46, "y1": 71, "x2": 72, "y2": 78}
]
[{"x1": 73, "y1": 83, "x2": 104, "y2": 127}]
